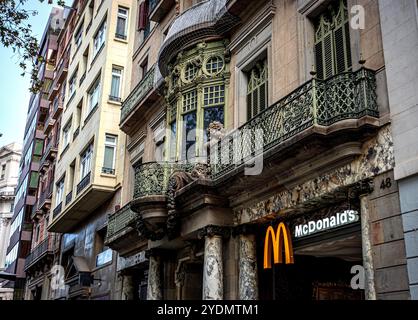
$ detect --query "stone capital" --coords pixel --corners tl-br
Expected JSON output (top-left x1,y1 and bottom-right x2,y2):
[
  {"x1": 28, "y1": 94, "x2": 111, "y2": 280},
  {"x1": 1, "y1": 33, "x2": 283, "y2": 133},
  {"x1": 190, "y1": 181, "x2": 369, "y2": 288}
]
[{"x1": 198, "y1": 225, "x2": 230, "y2": 240}]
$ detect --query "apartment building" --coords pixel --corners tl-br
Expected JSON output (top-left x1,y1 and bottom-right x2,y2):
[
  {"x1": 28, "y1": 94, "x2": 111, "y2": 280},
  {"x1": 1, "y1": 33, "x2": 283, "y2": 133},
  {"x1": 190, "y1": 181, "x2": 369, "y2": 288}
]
[
  {"x1": 23, "y1": 7, "x2": 74, "y2": 300},
  {"x1": 47, "y1": 0, "x2": 134, "y2": 300},
  {"x1": 105, "y1": 0, "x2": 417, "y2": 300},
  {"x1": 0, "y1": 143, "x2": 22, "y2": 300},
  {"x1": 0, "y1": 8, "x2": 64, "y2": 300}
]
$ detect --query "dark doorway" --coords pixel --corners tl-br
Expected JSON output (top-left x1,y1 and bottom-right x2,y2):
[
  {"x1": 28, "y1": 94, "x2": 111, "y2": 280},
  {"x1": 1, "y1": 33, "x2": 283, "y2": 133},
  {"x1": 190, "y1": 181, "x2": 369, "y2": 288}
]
[{"x1": 257, "y1": 225, "x2": 364, "y2": 300}]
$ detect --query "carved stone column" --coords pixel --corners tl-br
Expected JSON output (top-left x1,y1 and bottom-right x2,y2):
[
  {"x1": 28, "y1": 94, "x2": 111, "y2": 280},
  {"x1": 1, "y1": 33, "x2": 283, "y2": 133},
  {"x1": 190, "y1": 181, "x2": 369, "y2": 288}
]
[
  {"x1": 146, "y1": 250, "x2": 163, "y2": 300},
  {"x1": 235, "y1": 225, "x2": 259, "y2": 300},
  {"x1": 198, "y1": 225, "x2": 230, "y2": 300},
  {"x1": 360, "y1": 195, "x2": 377, "y2": 300}
]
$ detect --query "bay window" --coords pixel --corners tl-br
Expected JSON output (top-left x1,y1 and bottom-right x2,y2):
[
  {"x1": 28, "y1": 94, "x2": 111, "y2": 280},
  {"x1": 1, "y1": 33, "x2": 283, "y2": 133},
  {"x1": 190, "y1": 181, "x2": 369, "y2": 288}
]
[{"x1": 165, "y1": 41, "x2": 228, "y2": 162}]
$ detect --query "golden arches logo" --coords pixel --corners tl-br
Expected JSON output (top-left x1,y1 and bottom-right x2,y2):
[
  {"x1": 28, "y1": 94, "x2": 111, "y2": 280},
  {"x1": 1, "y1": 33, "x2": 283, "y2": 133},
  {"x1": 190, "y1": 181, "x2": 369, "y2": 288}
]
[{"x1": 263, "y1": 223, "x2": 294, "y2": 269}]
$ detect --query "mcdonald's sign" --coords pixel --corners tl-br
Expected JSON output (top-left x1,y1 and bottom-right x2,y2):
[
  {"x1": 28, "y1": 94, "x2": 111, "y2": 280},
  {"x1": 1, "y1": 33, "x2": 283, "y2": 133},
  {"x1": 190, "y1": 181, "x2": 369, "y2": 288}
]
[{"x1": 263, "y1": 223, "x2": 294, "y2": 269}]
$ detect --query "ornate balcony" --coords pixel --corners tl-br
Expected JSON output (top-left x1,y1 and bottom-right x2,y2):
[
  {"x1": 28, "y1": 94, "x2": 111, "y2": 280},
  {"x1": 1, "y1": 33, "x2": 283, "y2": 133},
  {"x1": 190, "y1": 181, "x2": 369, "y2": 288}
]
[
  {"x1": 120, "y1": 66, "x2": 157, "y2": 133},
  {"x1": 210, "y1": 68, "x2": 379, "y2": 181},
  {"x1": 149, "y1": 0, "x2": 175, "y2": 23},
  {"x1": 24, "y1": 235, "x2": 58, "y2": 272},
  {"x1": 133, "y1": 162, "x2": 194, "y2": 199},
  {"x1": 105, "y1": 203, "x2": 140, "y2": 255}
]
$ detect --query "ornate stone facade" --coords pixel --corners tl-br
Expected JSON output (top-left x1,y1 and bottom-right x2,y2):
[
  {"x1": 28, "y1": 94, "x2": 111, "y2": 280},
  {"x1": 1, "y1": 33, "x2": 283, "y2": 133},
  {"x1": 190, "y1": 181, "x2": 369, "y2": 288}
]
[{"x1": 235, "y1": 125, "x2": 394, "y2": 224}]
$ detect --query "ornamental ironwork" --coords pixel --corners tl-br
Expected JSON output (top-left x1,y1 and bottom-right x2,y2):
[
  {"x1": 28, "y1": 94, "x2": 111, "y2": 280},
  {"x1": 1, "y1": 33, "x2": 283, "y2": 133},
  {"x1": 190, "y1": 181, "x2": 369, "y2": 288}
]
[
  {"x1": 210, "y1": 68, "x2": 378, "y2": 179},
  {"x1": 106, "y1": 203, "x2": 137, "y2": 242},
  {"x1": 120, "y1": 65, "x2": 155, "y2": 122}
]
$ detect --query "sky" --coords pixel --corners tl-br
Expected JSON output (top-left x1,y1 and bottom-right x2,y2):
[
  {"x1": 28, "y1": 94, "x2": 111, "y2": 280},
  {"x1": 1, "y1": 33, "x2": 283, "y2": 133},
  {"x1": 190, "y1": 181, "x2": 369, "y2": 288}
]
[{"x1": 0, "y1": 0, "x2": 57, "y2": 147}]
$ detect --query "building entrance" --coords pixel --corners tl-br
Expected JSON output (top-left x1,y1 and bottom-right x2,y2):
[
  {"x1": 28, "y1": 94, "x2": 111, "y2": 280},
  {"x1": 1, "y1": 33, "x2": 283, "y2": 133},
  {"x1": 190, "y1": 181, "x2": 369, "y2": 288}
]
[{"x1": 258, "y1": 221, "x2": 364, "y2": 300}]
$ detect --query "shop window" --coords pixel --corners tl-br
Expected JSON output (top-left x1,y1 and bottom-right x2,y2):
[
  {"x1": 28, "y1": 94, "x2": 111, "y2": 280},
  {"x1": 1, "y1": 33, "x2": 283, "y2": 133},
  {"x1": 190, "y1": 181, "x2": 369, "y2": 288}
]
[{"x1": 314, "y1": 0, "x2": 352, "y2": 80}]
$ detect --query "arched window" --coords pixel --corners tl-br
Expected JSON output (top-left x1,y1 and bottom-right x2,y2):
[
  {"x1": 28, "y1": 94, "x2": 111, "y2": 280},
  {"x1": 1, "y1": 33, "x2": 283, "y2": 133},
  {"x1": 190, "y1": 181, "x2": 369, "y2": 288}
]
[{"x1": 314, "y1": 0, "x2": 352, "y2": 79}]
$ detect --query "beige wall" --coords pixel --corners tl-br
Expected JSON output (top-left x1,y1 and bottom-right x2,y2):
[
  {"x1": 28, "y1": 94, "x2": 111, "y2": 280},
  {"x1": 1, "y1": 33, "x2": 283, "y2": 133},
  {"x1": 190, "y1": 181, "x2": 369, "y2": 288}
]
[
  {"x1": 226, "y1": 0, "x2": 386, "y2": 131},
  {"x1": 52, "y1": 0, "x2": 135, "y2": 219}
]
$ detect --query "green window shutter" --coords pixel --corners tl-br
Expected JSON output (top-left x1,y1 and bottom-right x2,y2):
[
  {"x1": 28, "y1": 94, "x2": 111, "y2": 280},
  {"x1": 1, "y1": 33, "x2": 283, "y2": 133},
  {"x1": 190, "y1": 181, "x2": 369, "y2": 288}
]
[
  {"x1": 314, "y1": 0, "x2": 351, "y2": 79},
  {"x1": 315, "y1": 42, "x2": 324, "y2": 80},
  {"x1": 323, "y1": 33, "x2": 334, "y2": 79}
]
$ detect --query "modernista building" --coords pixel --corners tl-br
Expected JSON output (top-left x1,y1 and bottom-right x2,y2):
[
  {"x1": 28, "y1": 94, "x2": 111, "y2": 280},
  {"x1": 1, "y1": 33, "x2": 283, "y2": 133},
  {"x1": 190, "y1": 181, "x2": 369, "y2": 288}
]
[{"x1": 1, "y1": 0, "x2": 417, "y2": 300}]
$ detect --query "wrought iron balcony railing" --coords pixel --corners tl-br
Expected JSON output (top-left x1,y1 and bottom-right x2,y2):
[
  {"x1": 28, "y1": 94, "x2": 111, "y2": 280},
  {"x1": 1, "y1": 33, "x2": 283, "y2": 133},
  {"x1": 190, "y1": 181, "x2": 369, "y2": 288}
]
[
  {"x1": 77, "y1": 172, "x2": 91, "y2": 195},
  {"x1": 53, "y1": 202, "x2": 62, "y2": 218},
  {"x1": 210, "y1": 68, "x2": 378, "y2": 179},
  {"x1": 120, "y1": 65, "x2": 155, "y2": 123},
  {"x1": 65, "y1": 191, "x2": 73, "y2": 205},
  {"x1": 131, "y1": 69, "x2": 378, "y2": 197},
  {"x1": 134, "y1": 162, "x2": 194, "y2": 198},
  {"x1": 24, "y1": 234, "x2": 58, "y2": 270},
  {"x1": 38, "y1": 183, "x2": 53, "y2": 210},
  {"x1": 106, "y1": 203, "x2": 137, "y2": 242}
]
